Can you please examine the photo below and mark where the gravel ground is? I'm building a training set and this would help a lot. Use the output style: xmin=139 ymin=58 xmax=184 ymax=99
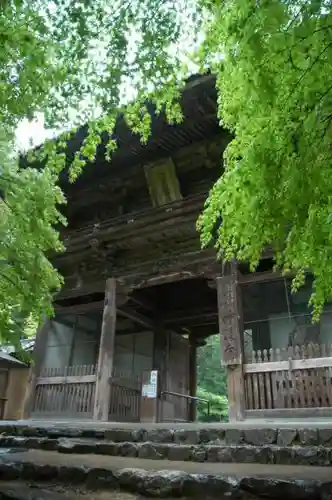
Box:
xmin=0 ymin=481 xmax=156 ymax=500
xmin=51 ymin=488 xmax=179 ymax=500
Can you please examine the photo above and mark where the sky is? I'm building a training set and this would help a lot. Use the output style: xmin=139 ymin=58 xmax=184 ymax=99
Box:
xmin=15 ymin=114 xmax=54 ymax=151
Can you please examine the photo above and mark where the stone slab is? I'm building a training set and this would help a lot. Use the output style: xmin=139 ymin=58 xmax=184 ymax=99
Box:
xmin=0 ymin=450 xmax=329 ymax=499
xmin=1 ymin=435 xmax=332 ymax=466
xmin=2 ymin=448 xmax=332 ymax=478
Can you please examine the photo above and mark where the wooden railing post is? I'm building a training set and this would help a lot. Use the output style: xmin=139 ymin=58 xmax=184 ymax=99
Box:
xmin=216 ymin=262 xmax=245 ymax=421
xmin=93 ymin=278 xmax=117 ymax=421
xmin=188 ymin=337 xmax=197 ymax=422
xmin=22 ymin=319 xmax=51 ymax=419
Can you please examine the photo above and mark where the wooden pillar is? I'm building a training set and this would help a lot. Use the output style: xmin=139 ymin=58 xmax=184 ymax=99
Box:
xmin=93 ymin=278 xmax=117 ymax=421
xmin=152 ymin=326 xmax=168 ymax=422
xmin=153 ymin=328 xmax=168 ymax=387
xmin=22 ymin=319 xmax=51 ymax=419
xmin=188 ymin=338 xmax=197 ymax=422
xmin=216 ymin=262 xmax=245 ymax=421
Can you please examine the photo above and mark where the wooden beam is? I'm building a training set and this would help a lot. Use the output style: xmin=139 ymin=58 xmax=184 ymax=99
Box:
xmin=58 ymin=248 xmax=221 ymax=299
xmin=122 ymin=251 xmax=223 ymax=290
xmin=55 ymin=300 xmax=104 ymax=315
xmin=52 ymin=315 xmax=131 ymax=334
xmin=163 ymin=307 xmax=218 ymax=324
xmin=60 ymin=193 xmax=205 ymax=255
xmin=238 ymin=270 xmax=286 ymax=285
xmin=130 ymin=293 xmax=156 ymax=312
xmin=37 ymin=374 xmax=96 ymax=385
xmin=244 ymin=356 xmax=332 ymax=373
xmin=118 ymin=308 xmax=153 ymax=330
xmin=93 ymin=278 xmax=117 ymax=421
xmin=245 ymin=407 xmax=332 ymax=419
xmin=137 ymin=271 xmax=199 ymax=288
xmin=23 ymin=320 xmax=51 ymax=419
xmin=57 ymin=280 xmax=105 ymax=300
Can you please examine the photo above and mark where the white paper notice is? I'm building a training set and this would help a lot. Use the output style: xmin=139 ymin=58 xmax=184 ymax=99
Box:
xmin=142 ymin=383 xmax=157 ymax=398
xmin=150 ymin=370 xmax=158 ymax=385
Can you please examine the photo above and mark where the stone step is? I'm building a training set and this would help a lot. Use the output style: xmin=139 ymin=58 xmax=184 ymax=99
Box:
xmin=1 ymin=435 xmax=332 ymax=466
xmin=0 ymin=449 xmax=331 ymax=499
xmin=1 ymin=423 xmax=331 ymax=447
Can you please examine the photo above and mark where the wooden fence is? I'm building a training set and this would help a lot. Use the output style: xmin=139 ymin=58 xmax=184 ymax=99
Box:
xmin=32 ymin=364 xmax=96 ymax=418
xmin=33 ymin=366 xmax=147 ymax=421
xmin=108 ymin=369 xmax=141 ymax=422
xmin=244 ymin=344 xmax=332 ymax=411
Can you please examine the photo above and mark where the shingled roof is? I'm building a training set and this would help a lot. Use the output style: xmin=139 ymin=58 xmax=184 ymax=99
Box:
xmin=23 ymin=73 xmax=220 ymax=189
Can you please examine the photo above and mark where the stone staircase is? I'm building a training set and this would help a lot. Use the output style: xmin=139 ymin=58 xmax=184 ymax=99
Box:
xmin=0 ymin=423 xmax=331 ymax=466
xmin=0 ymin=422 xmax=331 ymax=499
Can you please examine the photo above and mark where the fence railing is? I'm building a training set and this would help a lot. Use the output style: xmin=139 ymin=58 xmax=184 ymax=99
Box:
xmin=160 ymin=390 xmax=210 ymax=422
xmin=34 ymin=365 xmax=143 ymax=421
xmin=32 ymin=364 xmax=97 ymax=418
xmin=244 ymin=344 xmax=332 ymax=410
xmin=109 ymin=382 xmax=141 ymax=422
xmin=40 ymin=364 xmax=96 ymax=377
xmin=249 ymin=344 xmax=332 ymax=363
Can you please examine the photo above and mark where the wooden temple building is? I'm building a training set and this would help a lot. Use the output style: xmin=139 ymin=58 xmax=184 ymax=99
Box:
xmin=23 ymin=74 xmax=332 ymax=423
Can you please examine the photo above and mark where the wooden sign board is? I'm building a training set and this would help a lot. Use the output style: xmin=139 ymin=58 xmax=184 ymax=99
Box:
xmin=140 ymin=370 xmax=159 ymax=423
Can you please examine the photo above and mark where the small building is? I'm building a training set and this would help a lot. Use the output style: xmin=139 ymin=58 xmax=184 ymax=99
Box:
xmin=0 ymin=352 xmax=29 ymax=420
xmin=23 ymin=74 xmax=332 ymax=422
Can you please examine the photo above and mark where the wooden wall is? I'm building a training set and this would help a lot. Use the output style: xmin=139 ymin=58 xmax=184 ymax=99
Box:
xmin=4 ymin=367 xmax=29 ymax=420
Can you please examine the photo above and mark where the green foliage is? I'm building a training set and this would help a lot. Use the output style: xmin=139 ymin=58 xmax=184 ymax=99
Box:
xmin=0 ymin=131 xmax=64 ymax=344
xmin=197 ymin=0 xmax=332 ymax=320
xmin=196 ymin=387 xmax=228 ymax=422
xmin=196 ymin=335 xmax=228 ymax=421
xmin=3 ymin=0 xmax=332 ymax=342
xmin=0 ymin=0 xmax=198 ymax=343
xmin=197 ymin=335 xmax=227 ymax=395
